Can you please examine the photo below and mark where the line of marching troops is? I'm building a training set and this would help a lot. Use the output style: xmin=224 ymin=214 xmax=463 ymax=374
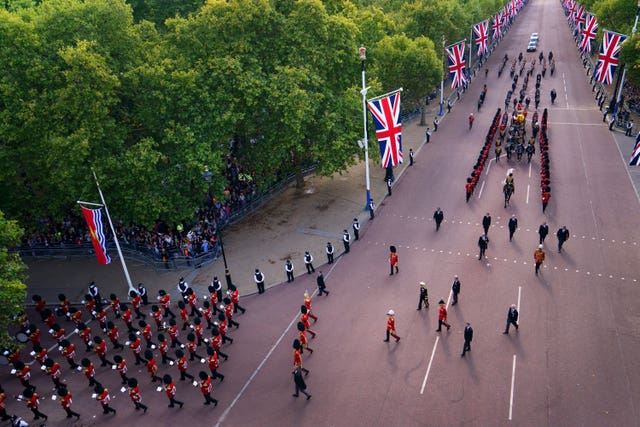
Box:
xmin=466 ymin=109 xmax=504 ymax=202
xmin=1 ymin=278 xmax=246 ymax=423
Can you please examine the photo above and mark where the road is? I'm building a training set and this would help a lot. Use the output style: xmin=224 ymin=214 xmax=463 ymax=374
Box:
xmin=3 ymin=0 xmax=640 ymax=426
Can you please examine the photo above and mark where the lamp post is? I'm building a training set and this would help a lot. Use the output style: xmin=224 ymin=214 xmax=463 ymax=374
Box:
xmin=202 ymin=166 xmax=233 ymax=288
xmin=359 ymin=46 xmax=372 ymax=211
xmin=614 ymin=0 xmax=640 ymax=112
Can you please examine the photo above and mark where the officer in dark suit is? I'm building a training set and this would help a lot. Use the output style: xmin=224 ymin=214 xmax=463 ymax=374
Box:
xmin=254 ymin=269 xmax=265 ymax=294
xmin=538 ymin=222 xmax=549 ymax=244
xmin=557 ymin=226 xmax=570 ymax=253
xmin=417 ymin=282 xmax=428 ymax=310
xmin=352 ymin=218 xmax=360 ymax=240
xmin=482 ymin=213 xmax=492 ymax=235
xmin=478 ymin=234 xmax=489 ymax=260
xmin=461 ymin=323 xmax=473 ymax=357
xmin=316 ymin=272 xmax=329 ymax=296
xmin=508 ymin=215 xmax=518 ymax=241
xmin=503 ymin=304 xmax=519 ymax=334
xmin=451 ymin=276 xmax=460 ymax=305
xmin=433 ymin=208 xmax=444 ymax=231
xmin=343 ymin=230 xmax=350 ymax=253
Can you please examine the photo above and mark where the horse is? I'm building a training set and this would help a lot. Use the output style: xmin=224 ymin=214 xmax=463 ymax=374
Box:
xmin=503 ymin=183 xmax=514 ymax=208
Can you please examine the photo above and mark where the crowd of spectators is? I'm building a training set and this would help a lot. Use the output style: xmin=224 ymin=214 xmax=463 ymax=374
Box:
xmin=20 ymin=155 xmax=259 ymax=264
xmin=623 ymin=82 xmax=640 ymax=115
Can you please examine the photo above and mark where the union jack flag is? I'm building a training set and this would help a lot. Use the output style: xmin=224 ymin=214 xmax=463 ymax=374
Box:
xmin=446 ymin=41 xmax=467 ymax=89
xmin=594 ymin=30 xmax=627 ymax=85
xmin=367 ymin=91 xmax=403 ymax=168
xmin=474 ymin=20 xmax=489 ymax=56
xmin=510 ymin=0 xmax=517 ymax=17
xmin=579 ymin=13 xmax=598 ymax=53
xmin=574 ymin=5 xmax=585 ymax=29
xmin=492 ymin=13 xmax=502 ymax=39
xmin=630 ymin=133 xmax=640 ymax=166
xmin=567 ymin=0 xmax=576 ymax=22
xmin=504 ymin=4 xmax=511 ymax=23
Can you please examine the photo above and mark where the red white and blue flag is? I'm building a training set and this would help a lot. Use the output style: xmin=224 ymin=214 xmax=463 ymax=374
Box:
xmin=630 ymin=133 xmax=640 ymax=166
xmin=492 ymin=13 xmax=503 ymax=39
xmin=579 ymin=13 xmax=598 ymax=53
xmin=446 ymin=41 xmax=467 ymax=89
xmin=567 ymin=0 xmax=576 ymax=22
xmin=594 ymin=30 xmax=627 ymax=85
xmin=574 ymin=5 xmax=585 ymax=29
xmin=81 ymin=206 xmax=111 ymax=265
xmin=367 ymin=91 xmax=403 ymax=168
xmin=510 ymin=0 xmax=517 ymax=17
xmin=474 ymin=20 xmax=490 ymax=56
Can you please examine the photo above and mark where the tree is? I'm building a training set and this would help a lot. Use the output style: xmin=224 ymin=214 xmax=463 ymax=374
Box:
xmin=620 ymin=34 xmax=640 ymax=87
xmin=0 ymin=210 xmax=27 ymax=351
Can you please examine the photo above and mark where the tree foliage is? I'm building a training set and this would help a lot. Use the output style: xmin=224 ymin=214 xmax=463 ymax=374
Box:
xmin=0 ymin=210 xmax=27 ymax=351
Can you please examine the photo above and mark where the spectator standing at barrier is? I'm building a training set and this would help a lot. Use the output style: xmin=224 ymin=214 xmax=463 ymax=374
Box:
xmin=304 ymin=251 xmax=315 ymax=274
xmin=386 ymin=178 xmax=392 ymax=196
xmin=369 ymin=201 xmax=375 ymax=220
xmin=353 ymin=218 xmax=360 ymax=240
xmin=626 ymin=120 xmax=634 ymax=136
xmin=326 ymin=243 xmax=334 ymax=264
xmin=409 ymin=148 xmax=414 ymax=165
xmin=343 ymin=229 xmax=351 ymax=253
xmin=434 ymin=117 xmax=439 ymax=131
xmin=254 ymin=269 xmax=265 ymax=294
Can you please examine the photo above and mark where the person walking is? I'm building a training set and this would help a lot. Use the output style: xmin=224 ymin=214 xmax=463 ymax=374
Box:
xmin=433 ymin=208 xmax=444 ymax=231
xmin=538 ymin=222 xmax=549 ymax=244
xmin=383 ymin=310 xmax=401 ymax=342
xmin=229 ymin=284 xmax=246 ymax=314
xmin=482 ymin=213 xmax=492 ymax=235
xmin=389 ymin=246 xmax=399 ymax=275
xmin=94 ymin=385 xmax=117 ymax=415
xmin=557 ymin=226 xmax=570 ymax=253
xmin=534 ymin=244 xmax=545 ymax=275
xmin=20 ymin=389 xmax=47 ymax=421
xmin=197 ymin=372 xmax=218 ymax=406
xmin=285 ymin=259 xmax=294 ymax=283
xmin=343 ymin=229 xmax=351 ymax=253
xmin=451 ymin=276 xmax=461 ymax=305
xmin=304 ymin=251 xmax=315 ymax=274
xmin=293 ymin=339 xmax=309 ymax=375
xmin=317 ymin=272 xmax=329 ymax=296
xmin=162 ymin=374 xmax=184 ymax=409
xmin=417 ymin=282 xmax=428 ymax=310
xmin=57 ymin=387 xmax=81 ymax=420
xmin=254 ymin=268 xmax=265 ymax=294
xmin=436 ymin=300 xmax=451 ymax=332
xmin=461 ymin=323 xmax=473 ymax=357
xmin=326 ymin=242 xmax=334 ymax=264
xmin=353 ymin=218 xmax=360 ymax=240
xmin=508 ymin=214 xmax=518 ymax=242
xmin=503 ymin=304 xmax=519 ymax=334
xmin=127 ymin=378 xmax=148 ymax=413
xmin=386 ymin=178 xmax=392 ymax=196
xmin=478 ymin=234 xmax=489 ymax=260
xmin=292 ymin=367 xmax=312 ymax=400
xmin=409 ymin=148 xmax=414 ymax=166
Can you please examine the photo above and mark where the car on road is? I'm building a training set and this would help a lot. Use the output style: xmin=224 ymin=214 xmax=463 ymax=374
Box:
xmin=530 ymin=33 xmax=539 ymax=42
xmin=527 ymin=41 xmax=537 ymax=52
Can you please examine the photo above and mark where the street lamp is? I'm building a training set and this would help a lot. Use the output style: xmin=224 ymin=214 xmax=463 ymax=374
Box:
xmin=359 ymin=46 xmax=372 ymax=211
xmin=202 ymin=166 xmax=233 ymax=289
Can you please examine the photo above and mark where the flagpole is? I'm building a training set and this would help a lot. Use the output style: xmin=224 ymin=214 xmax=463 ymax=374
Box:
xmin=615 ymin=3 xmax=639 ymax=109
xmin=91 ymin=168 xmax=136 ymax=294
xmin=468 ymin=27 xmax=473 ymax=75
xmin=359 ymin=46 xmax=372 ymax=211
xmin=367 ymin=88 xmax=404 ymax=103
xmin=440 ymin=35 xmax=445 ymax=116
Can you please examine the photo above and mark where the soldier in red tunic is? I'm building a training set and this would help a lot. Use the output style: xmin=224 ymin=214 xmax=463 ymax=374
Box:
xmin=138 ymin=320 xmax=157 ymax=349
xmin=222 ymin=298 xmax=240 ymax=328
xmin=81 ymin=358 xmax=101 ymax=388
xmin=158 ymin=289 xmax=177 ymax=319
xmin=57 ymin=293 xmax=70 ymax=318
xmin=113 ymin=355 xmax=129 ymax=385
xmin=300 ymin=306 xmax=316 ymax=338
xmin=31 ymin=344 xmax=48 ymax=367
xmin=129 ymin=290 xmax=146 ymax=320
xmin=209 ymin=327 xmax=229 ymax=360
xmin=202 ymin=300 xmax=215 ymax=329
xmin=297 ymin=322 xmax=314 ymax=355
xmin=120 ymin=303 xmax=138 ymax=333
xmin=228 ymin=284 xmax=246 ymax=314
xmin=31 ymin=294 xmax=47 ymax=321
xmin=43 ymin=358 xmax=63 ymax=389
xmin=93 ymin=336 xmax=114 ymax=367
xmin=50 ymin=323 xmax=66 ymax=345
xmin=0 ymin=385 xmax=12 ymax=422
xmin=206 ymin=346 xmax=225 ymax=382
xmin=94 ymin=385 xmax=117 ymax=415
xmin=292 ymin=339 xmax=309 ymax=375
xmin=127 ymin=333 xmax=145 ymax=365
xmin=77 ymin=322 xmax=93 ymax=352
xmin=162 ymin=374 xmax=184 ymax=409
xmin=12 ymin=361 xmax=35 ymax=391
xmin=57 ymin=387 xmax=80 ymax=419
xmin=303 ymin=291 xmax=318 ymax=322
xmin=174 ymin=349 xmax=195 ymax=381
xmin=383 ymin=309 xmax=401 ymax=342
xmin=177 ymin=301 xmax=191 ymax=331
xmin=127 ymin=378 xmax=148 ymax=412
xmin=389 ymin=246 xmax=399 ymax=275
xmin=217 ymin=313 xmax=233 ymax=344
xmin=60 ymin=339 xmax=80 ymax=369
xmin=143 ymin=350 xmax=162 ymax=383
xmin=157 ymin=333 xmax=175 ymax=364
xmin=109 ymin=293 xmax=121 ymax=318
xmin=198 ymin=371 xmax=218 ymax=406
xmin=106 ymin=321 xmax=125 ymax=350
xmin=186 ymin=288 xmax=201 ymax=318
xmin=19 ymin=388 xmax=48 ymax=421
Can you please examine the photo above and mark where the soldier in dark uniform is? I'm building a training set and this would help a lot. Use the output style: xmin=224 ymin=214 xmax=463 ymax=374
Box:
xmin=417 ymin=282 xmax=428 ymax=310
xmin=482 ymin=213 xmax=492 ymax=235
xmin=433 ymin=208 xmax=444 ymax=231
xmin=478 ymin=234 xmax=489 ymax=260
xmin=285 ymin=259 xmax=294 ymax=283
xmin=508 ymin=215 xmax=518 ymax=241
xmin=352 ymin=218 xmax=360 ymax=240
xmin=451 ymin=276 xmax=461 ymax=305
xmin=343 ymin=229 xmax=350 ymax=253
xmin=538 ymin=222 xmax=549 ymax=244
xmin=254 ymin=269 xmax=265 ymax=294
xmin=326 ymin=243 xmax=334 ymax=264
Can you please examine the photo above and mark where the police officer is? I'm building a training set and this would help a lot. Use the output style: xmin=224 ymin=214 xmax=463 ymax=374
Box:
xmin=386 ymin=178 xmax=392 ymax=196
xmin=88 ymin=282 xmax=103 ymax=311
xmin=211 ymin=276 xmax=223 ymax=303
xmin=137 ymin=283 xmax=148 ymax=305
xmin=352 ymin=218 xmax=360 ymax=240
xmin=409 ymin=148 xmax=414 ymax=166
xmin=343 ymin=229 xmax=350 ymax=253
xmin=304 ymin=251 xmax=315 ymax=274
xmin=177 ymin=278 xmax=189 ymax=302
xmin=369 ymin=201 xmax=375 ymax=220
xmin=325 ymin=242 xmax=334 ymax=264
xmin=285 ymin=259 xmax=294 ymax=283
xmin=508 ymin=215 xmax=518 ymax=242
xmin=254 ymin=269 xmax=265 ymax=294
xmin=433 ymin=208 xmax=444 ymax=231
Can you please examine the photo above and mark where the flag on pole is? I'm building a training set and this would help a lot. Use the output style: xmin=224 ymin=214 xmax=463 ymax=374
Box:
xmin=446 ymin=41 xmax=467 ymax=89
xmin=630 ymin=133 xmax=640 ymax=166
xmin=574 ymin=5 xmax=585 ymax=29
xmin=473 ymin=20 xmax=489 ymax=56
xmin=567 ymin=0 xmax=576 ymax=22
xmin=81 ymin=206 xmax=112 ymax=265
xmin=367 ymin=91 xmax=403 ymax=168
xmin=579 ymin=13 xmax=598 ymax=53
xmin=492 ymin=13 xmax=503 ymax=39
xmin=510 ymin=0 xmax=517 ymax=18
xmin=594 ymin=30 xmax=627 ymax=85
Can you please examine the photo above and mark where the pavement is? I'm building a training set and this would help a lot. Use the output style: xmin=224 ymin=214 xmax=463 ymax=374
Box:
xmin=8 ymin=0 xmax=640 ymax=425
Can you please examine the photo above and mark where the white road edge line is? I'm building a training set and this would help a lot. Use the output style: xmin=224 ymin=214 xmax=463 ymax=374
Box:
xmin=419 ymin=290 xmax=452 ymax=394
xmin=526 ymin=184 xmax=530 ymax=204
xmin=478 ymin=180 xmax=485 ymax=199
xmin=214 ymin=262 xmax=338 ymax=427
xmin=509 ymin=354 xmax=517 ymax=420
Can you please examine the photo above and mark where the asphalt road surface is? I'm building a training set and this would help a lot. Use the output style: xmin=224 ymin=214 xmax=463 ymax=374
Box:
xmin=3 ymin=0 xmax=640 ymax=426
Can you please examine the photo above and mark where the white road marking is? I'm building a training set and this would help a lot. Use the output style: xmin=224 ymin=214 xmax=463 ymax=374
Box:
xmin=419 ymin=290 xmax=452 ymax=395
xmin=526 ymin=185 xmax=530 ymax=204
xmin=528 ymin=162 xmax=532 ymax=178
xmin=509 ymin=354 xmax=517 ymax=420
xmin=478 ymin=180 xmax=485 ymax=198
